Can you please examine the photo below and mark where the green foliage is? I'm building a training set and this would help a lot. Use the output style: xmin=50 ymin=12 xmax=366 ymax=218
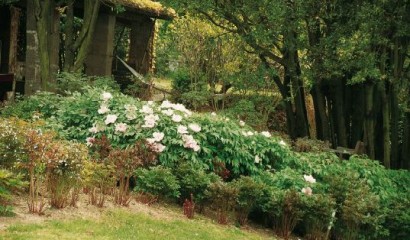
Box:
xmin=173 ymin=163 xmax=220 ymax=205
xmin=0 ymin=169 xmax=27 ymax=216
xmin=1 ymin=92 xmax=62 ymax=120
xmin=205 ymin=181 xmax=238 ymax=224
xmin=0 ymin=118 xmax=29 ymax=168
xmin=56 ymin=72 xmax=120 ymax=95
xmin=134 ymin=166 xmax=180 ymax=200
xmin=231 ymin=176 xmax=265 ymax=225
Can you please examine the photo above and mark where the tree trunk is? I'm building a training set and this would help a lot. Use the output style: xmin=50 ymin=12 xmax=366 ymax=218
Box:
xmin=364 ymin=83 xmax=376 ymax=159
xmin=63 ymin=0 xmax=100 ymax=72
xmin=33 ymin=0 xmax=52 ymax=90
xmin=63 ymin=1 xmax=74 ymax=71
xmin=311 ymin=83 xmax=330 ymax=141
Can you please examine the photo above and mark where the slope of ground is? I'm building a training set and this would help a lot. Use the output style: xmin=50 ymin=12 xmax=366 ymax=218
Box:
xmin=0 ymin=195 xmax=277 ymax=240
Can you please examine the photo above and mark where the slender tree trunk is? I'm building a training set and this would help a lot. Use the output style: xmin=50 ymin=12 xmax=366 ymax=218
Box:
xmin=334 ymin=79 xmax=348 ymax=147
xmin=63 ymin=1 xmax=74 ymax=71
xmin=63 ymin=0 xmax=100 ymax=72
xmin=311 ymin=83 xmax=330 ymax=141
xmin=364 ymin=83 xmax=376 ymax=159
xmin=378 ymin=80 xmax=391 ymax=168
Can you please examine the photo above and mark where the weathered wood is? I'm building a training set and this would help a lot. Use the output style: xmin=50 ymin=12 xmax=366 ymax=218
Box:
xmin=128 ymin=17 xmax=155 ymax=75
xmin=8 ymin=6 xmax=20 ymax=75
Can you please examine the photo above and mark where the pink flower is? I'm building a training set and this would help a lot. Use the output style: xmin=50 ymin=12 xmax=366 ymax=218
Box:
xmin=98 ymin=104 xmax=110 ymax=114
xmin=188 ymin=123 xmax=201 ymax=132
xmin=101 ymin=92 xmax=113 ymax=101
xmin=304 ymin=175 xmax=316 ymax=183
xmin=172 ymin=114 xmax=183 ymax=122
xmin=182 ymin=134 xmax=200 ymax=152
xmin=105 ymin=114 xmax=118 ymax=125
xmin=115 ymin=123 xmax=128 ymax=133
xmin=301 ymin=187 xmax=313 ymax=196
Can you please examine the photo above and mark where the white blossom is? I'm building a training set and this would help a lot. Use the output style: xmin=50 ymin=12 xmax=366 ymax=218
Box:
xmin=188 ymin=123 xmax=201 ymax=133
xmin=115 ymin=123 xmax=128 ymax=133
xmin=105 ymin=114 xmax=118 ymax=125
xmin=304 ymin=175 xmax=316 ymax=183
xmin=177 ymin=125 xmax=188 ymax=134
xmin=261 ymin=131 xmax=271 ymax=138
xmin=98 ymin=104 xmax=110 ymax=114
xmin=172 ymin=114 xmax=183 ymax=122
xmin=101 ymin=92 xmax=113 ymax=101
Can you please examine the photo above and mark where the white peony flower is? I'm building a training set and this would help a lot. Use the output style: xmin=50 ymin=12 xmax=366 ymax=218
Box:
xmin=188 ymin=123 xmax=201 ymax=133
xmin=101 ymin=92 xmax=113 ymax=101
xmin=247 ymin=131 xmax=254 ymax=136
xmin=160 ymin=100 xmax=173 ymax=109
xmin=301 ymin=187 xmax=313 ymax=196
xmin=304 ymin=175 xmax=316 ymax=183
xmin=211 ymin=112 xmax=217 ymax=116
xmin=153 ymin=132 xmax=165 ymax=142
xmin=105 ymin=114 xmax=118 ymax=125
xmin=161 ymin=109 xmax=174 ymax=116
xmin=177 ymin=125 xmax=188 ymax=134
xmin=146 ymin=138 xmax=156 ymax=144
xmin=140 ymin=105 xmax=154 ymax=114
xmin=115 ymin=123 xmax=128 ymax=133
xmin=172 ymin=114 xmax=183 ymax=122
xmin=98 ymin=104 xmax=110 ymax=114
xmin=261 ymin=131 xmax=271 ymax=137
xmin=279 ymin=140 xmax=287 ymax=146
xmin=89 ymin=126 xmax=99 ymax=134
xmin=239 ymin=120 xmax=245 ymax=127
xmin=255 ymin=155 xmax=261 ymax=164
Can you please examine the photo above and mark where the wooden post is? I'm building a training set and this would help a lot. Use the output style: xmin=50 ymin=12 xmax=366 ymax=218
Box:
xmin=128 ymin=17 xmax=155 ymax=75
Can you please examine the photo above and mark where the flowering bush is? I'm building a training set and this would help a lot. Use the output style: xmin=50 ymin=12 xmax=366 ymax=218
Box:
xmin=32 ymin=88 xmax=291 ymax=175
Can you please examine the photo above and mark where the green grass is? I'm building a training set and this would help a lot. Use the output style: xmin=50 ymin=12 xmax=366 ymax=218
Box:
xmin=0 ymin=209 xmax=275 ymax=240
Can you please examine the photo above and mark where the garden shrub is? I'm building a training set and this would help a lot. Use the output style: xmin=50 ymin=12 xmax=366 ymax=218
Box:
xmin=173 ymin=163 xmax=220 ymax=208
xmin=1 ymin=92 xmax=62 ymax=120
xmin=134 ymin=166 xmax=180 ymax=201
xmin=82 ymin=160 xmax=116 ymax=207
xmin=0 ymin=118 xmax=29 ymax=169
xmin=205 ymin=181 xmax=238 ymax=224
xmin=45 ymin=140 xmax=88 ymax=209
xmin=231 ymin=176 xmax=265 ymax=226
xmin=20 ymin=88 xmax=290 ymax=175
xmin=56 ymin=72 xmax=120 ymax=95
xmin=0 ymin=169 xmax=26 ymax=216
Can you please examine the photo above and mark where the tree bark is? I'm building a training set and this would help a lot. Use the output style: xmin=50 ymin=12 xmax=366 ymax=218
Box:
xmin=364 ymin=83 xmax=376 ymax=159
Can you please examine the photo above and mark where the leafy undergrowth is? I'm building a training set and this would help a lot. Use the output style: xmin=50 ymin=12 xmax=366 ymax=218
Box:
xmin=0 ymin=196 xmax=276 ymax=240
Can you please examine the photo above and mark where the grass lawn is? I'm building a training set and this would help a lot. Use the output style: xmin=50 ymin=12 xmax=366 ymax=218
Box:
xmin=0 ymin=208 xmax=276 ymax=240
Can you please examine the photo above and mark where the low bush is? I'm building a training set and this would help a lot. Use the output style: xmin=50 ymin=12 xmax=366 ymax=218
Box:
xmin=205 ymin=181 xmax=238 ymax=224
xmin=134 ymin=166 xmax=180 ymax=201
xmin=0 ymin=169 xmax=26 ymax=216
xmin=173 ymin=163 xmax=220 ymax=208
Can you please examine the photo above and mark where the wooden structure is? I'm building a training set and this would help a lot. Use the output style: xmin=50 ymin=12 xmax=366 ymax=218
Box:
xmin=0 ymin=0 xmax=175 ymax=96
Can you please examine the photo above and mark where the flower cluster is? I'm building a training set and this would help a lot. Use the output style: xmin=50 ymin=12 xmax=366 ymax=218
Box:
xmin=301 ymin=174 xmax=316 ymax=196
xmin=146 ymin=132 xmax=166 ymax=153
